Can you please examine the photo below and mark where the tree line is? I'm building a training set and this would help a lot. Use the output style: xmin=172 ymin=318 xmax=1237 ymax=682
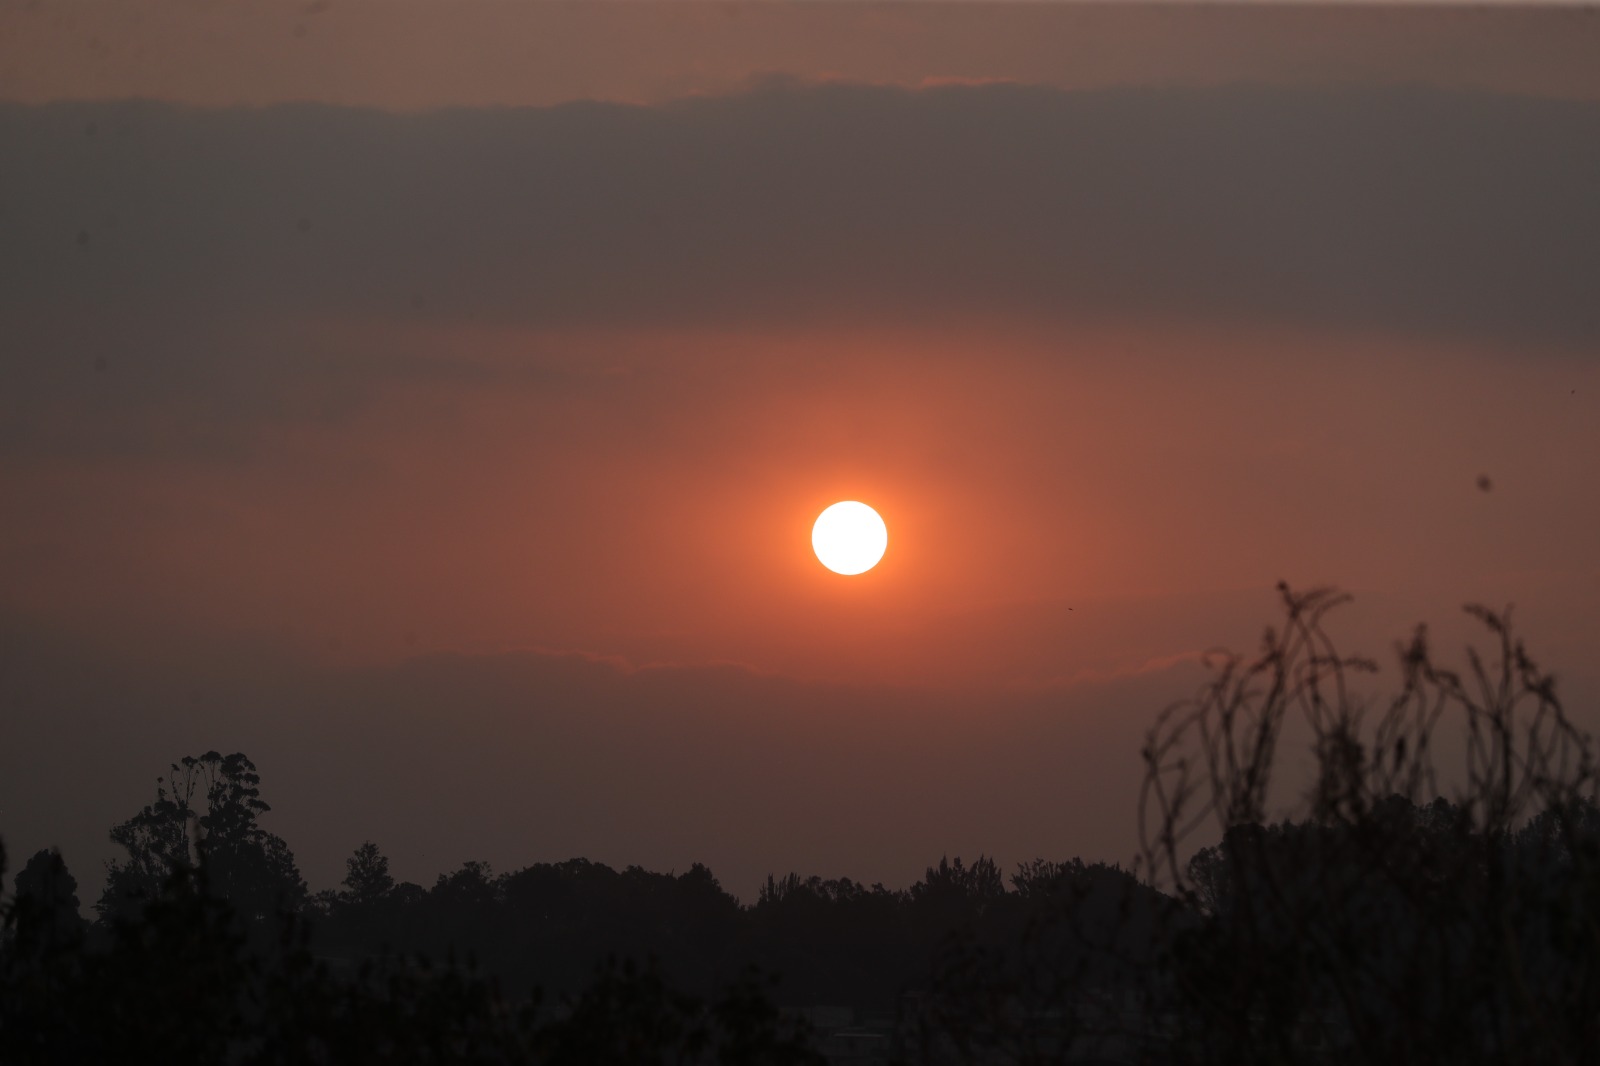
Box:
xmin=6 ymin=744 xmax=1162 ymax=1007
xmin=6 ymin=586 xmax=1600 ymax=1063
xmin=1 ymin=746 xmax=1160 ymax=1062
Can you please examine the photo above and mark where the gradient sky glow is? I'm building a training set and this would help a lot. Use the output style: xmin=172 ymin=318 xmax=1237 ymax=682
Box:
xmin=2 ymin=1 xmax=1597 ymax=902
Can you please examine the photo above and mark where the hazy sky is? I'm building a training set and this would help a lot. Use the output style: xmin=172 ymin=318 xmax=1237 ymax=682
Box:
xmin=9 ymin=2 xmax=1600 ymax=108
xmin=2 ymin=2 xmax=1598 ymax=902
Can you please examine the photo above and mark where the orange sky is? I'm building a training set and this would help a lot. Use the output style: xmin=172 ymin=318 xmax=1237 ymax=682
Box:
xmin=7 ymin=319 xmax=1596 ymax=687
xmin=2 ymin=2 xmax=1598 ymax=899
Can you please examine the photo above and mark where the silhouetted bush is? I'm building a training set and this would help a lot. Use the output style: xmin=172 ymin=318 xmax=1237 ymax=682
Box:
xmin=1135 ymin=585 xmax=1600 ymax=1064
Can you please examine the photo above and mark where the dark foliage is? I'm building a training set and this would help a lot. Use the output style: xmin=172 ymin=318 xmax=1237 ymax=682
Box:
xmin=0 ymin=855 xmax=823 ymax=1066
xmin=1133 ymin=586 xmax=1600 ymax=1065
xmin=886 ymin=588 xmax=1600 ymax=1064
xmin=98 ymin=751 xmax=306 ymax=925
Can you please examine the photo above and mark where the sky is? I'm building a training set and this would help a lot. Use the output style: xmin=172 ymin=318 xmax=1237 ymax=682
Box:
xmin=2 ymin=1 xmax=1598 ymax=904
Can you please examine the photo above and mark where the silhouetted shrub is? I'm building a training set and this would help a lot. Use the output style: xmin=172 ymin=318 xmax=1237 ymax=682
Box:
xmin=1137 ymin=585 xmax=1600 ymax=1064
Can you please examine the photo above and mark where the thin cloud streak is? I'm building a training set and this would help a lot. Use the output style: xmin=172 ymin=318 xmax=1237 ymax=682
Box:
xmin=7 ymin=2 xmax=1600 ymax=109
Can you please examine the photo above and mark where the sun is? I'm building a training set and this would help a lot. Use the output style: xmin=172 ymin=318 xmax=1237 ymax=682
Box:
xmin=812 ymin=501 xmax=888 ymax=575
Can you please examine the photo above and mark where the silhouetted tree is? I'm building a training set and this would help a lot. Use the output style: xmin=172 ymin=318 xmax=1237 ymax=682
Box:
xmin=98 ymin=752 xmax=306 ymax=924
xmin=749 ymin=872 xmax=911 ymax=1007
xmin=8 ymin=849 xmax=85 ymax=956
xmin=0 ymin=831 xmax=821 ymax=1066
xmin=909 ymin=858 xmax=1174 ymax=1065
xmin=342 ymin=840 xmax=395 ymax=906
xmin=534 ymin=957 xmax=822 ymax=1066
xmin=910 ymin=856 xmax=1004 ymax=928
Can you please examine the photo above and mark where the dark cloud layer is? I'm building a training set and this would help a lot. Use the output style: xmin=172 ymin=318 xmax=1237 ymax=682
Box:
xmin=4 ymin=83 xmax=1598 ymax=350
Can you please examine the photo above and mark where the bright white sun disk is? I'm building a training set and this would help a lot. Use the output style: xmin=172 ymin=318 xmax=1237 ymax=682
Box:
xmin=812 ymin=501 xmax=888 ymax=575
